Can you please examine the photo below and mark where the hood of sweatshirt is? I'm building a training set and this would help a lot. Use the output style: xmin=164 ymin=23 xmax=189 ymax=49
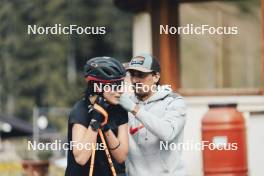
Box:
xmin=131 ymin=85 xmax=173 ymax=104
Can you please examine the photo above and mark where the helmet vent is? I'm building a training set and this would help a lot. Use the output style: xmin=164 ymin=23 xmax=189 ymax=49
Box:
xmin=102 ymin=68 xmax=114 ymax=76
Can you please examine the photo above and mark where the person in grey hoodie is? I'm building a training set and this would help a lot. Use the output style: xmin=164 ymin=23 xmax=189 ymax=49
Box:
xmin=118 ymin=54 xmax=187 ymax=176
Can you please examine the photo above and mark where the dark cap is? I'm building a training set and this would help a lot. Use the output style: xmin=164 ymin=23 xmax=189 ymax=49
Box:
xmin=127 ymin=54 xmax=160 ymax=73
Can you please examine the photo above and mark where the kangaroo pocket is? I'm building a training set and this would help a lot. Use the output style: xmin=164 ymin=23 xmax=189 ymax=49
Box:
xmin=159 ymin=151 xmax=170 ymax=172
xmin=127 ymin=153 xmax=169 ymax=176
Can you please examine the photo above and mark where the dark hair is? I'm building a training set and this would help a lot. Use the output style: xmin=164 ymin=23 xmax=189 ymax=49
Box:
xmin=83 ymin=79 xmax=123 ymax=100
xmin=82 ymin=81 xmax=104 ymax=100
xmin=152 ymin=71 xmax=160 ymax=85
xmin=151 ymin=56 xmax=160 ymax=85
xmin=151 ymin=56 xmax=160 ymax=73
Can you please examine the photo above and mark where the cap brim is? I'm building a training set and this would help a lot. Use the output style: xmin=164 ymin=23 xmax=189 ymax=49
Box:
xmin=126 ymin=66 xmax=153 ymax=73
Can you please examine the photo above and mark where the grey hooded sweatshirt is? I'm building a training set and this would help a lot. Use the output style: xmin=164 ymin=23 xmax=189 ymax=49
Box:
xmin=126 ymin=88 xmax=186 ymax=176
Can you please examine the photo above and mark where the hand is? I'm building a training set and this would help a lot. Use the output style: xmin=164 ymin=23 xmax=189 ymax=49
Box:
xmin=88 ymin=105 xmax=113 ymax=132
xmin=118 ymin=93 xmax=136 ymax=112
xmin=94 ymin=96 xmax=111 ymax=132
xmin=95 ymin=96 xmax=109 ymax=109
xmin=88 ymin=105 xmax=104 ymax=123
xmin=103 ymin=91 xmax=121 ymax=105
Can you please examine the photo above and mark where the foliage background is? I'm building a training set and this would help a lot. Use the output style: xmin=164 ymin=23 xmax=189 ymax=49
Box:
xmin=0 ymin=0 xmax=132 ymax=121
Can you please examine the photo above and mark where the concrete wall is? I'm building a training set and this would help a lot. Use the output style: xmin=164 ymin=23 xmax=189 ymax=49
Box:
xmin=132 ymin=12 xmax=152 ymax=56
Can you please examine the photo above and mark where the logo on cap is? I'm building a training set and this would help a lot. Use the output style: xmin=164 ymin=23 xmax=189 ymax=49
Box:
xmin=131 ymin=56 xmax=145 ymax=65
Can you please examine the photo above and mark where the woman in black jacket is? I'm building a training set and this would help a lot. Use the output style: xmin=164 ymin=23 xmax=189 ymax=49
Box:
xmin=65 ymin=57 xmax=128 ymax=176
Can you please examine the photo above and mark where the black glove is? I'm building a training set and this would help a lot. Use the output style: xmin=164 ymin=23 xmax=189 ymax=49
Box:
xmin=95 ymin=96 xmax=109 ymax=109
xmin=88 ymin=105 xmax=104 ymax=131
xmin=88 ymin=96 xmax=111 ymax=132
xmin=95 ymin=96 xmax=112 ymax=132
xmin=89 ymin=106 xmax=104 ymax=121
xmin=95 ymin=96 xmax=128 ymax=131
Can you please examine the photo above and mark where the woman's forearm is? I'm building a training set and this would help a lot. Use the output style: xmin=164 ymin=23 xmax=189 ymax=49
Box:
xmin=73 ymin=126 xmax=98 ymax=165
xmin=104 ymin=125 xmax=128 ymax=163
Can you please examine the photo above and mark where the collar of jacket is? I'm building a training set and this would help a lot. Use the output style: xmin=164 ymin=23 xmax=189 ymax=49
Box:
xmin=131 ymin=88 xmax=173 ymax=105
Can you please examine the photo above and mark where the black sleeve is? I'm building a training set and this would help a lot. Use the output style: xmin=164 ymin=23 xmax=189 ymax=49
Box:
xmin=69 ymin=100 xmax=91 ymax=128
xmin=108 ymin=105 xmax=128 ymax=126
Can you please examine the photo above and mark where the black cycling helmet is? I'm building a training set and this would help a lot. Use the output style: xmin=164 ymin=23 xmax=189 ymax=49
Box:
xmin=84 ymin=56 xmax=126 ymax=83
